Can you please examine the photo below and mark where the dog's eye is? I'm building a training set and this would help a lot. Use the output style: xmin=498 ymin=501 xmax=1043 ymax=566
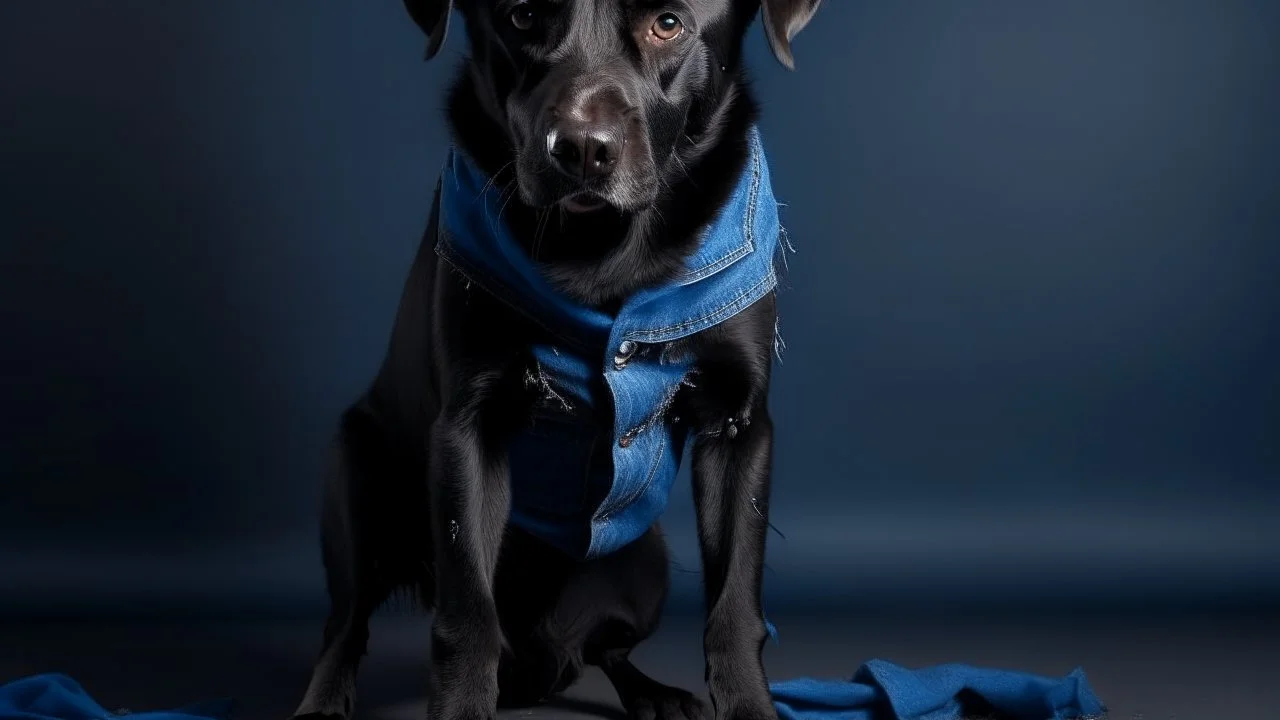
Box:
xmin=510 ymin=3 xmax=536 ymax=31
xmin=651 ymin=12 xmax=683 ymax=41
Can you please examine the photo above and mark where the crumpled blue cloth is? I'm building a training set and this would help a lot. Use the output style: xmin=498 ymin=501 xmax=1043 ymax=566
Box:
xmin=759 ymin=619 xmax=1104 ymax=720
xmin=770 ymin=660 xmax=1105 ymax=720
xmin=0 ymin=674 xmax=233 ymax=720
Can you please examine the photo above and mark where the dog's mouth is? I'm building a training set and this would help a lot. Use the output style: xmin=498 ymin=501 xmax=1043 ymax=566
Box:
xmin=558 ymin=192 xmax=609 ymax=214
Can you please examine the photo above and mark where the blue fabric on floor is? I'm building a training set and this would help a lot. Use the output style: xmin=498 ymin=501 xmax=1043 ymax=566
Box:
xmin=760 ymin=618 xmax=1105 ymax=720
xmin=0 ymin=674 xmax=233 ymax=720
xmin=769 ymin=660 xmax=1105 ymax=720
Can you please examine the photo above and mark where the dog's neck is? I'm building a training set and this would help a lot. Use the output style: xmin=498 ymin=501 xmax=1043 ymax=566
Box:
xmin=444 ymin=68 xmax=759 ymax=309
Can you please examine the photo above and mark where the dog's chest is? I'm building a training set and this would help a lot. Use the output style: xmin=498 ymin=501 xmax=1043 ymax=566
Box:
xmin=506 ymin=337 xmax=695 ymax=559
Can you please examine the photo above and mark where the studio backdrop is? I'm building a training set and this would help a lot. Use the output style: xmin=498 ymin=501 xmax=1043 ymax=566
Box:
xmin=2 ymin=0 xmax=1276 ymax=614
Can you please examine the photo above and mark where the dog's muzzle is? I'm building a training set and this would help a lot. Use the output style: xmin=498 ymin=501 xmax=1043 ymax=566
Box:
xmin=540 ymin=82 xmax=634 ymax=208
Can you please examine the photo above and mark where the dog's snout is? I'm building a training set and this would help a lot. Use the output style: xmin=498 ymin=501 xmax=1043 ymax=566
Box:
xmin=547 ymin=126 xmax=621 ymax=182
xmin=543 ymin=83 xmax=633 ymax=184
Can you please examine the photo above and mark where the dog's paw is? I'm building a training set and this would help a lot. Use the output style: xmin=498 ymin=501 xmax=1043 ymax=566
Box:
xmin=709 ymin=693 xmax=778 ymax=720
xmin=720 ymin=707 xmax=778 ymax=720
xmin=626 ymin=685 xmax=708 ymax=720
xmin=426 ymin=701 xmax=498 ymax=720
xmin=426 ymin=710 xmax=495 ymax=720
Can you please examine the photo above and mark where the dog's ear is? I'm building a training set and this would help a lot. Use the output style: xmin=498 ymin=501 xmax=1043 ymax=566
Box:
xmin=404 ymin=0 xmax=455 ymax=61
xmin=759 ymin=0 xmax=823 ymax=70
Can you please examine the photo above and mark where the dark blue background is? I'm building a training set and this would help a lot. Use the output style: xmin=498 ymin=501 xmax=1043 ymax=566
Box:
xmin=2 ymin=0 xmax=1277 ymax=615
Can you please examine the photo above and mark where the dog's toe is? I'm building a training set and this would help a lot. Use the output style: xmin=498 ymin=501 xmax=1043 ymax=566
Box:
xmin=627 ymin=686 xmax=708 ymax=720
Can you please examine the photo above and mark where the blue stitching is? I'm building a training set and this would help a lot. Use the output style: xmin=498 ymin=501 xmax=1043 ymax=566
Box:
xmin=596 ymin=427 xmax=667 ymax=520
xmin=743 ymin=132 xmax=762 ymax=250
xmin=674 ymin=239 xmax=753 ymax=286
xmin=673 ymin=133 xmax=763 ymax=286
xmin=623 ymin=268 xmax=778 ymax=343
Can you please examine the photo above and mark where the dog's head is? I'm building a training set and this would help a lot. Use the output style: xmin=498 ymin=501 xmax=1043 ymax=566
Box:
xmin=404 ymin=1 xmax=821 ymax=215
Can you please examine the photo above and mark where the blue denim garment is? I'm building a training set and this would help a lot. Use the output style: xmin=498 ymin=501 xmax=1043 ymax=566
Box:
xmin=769 ymin=658 xmax=1106 ymax=720
xmin=0 ymin=673 xmax=235 ymax=720
xmin=434 ymin=128 xmax=781 ymax=559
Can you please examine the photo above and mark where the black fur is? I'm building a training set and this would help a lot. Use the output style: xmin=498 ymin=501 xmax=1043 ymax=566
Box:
xmin=289 ymin=2 xmax=822 ymax=720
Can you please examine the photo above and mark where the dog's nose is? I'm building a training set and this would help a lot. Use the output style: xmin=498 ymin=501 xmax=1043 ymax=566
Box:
xmin=547 ymin=126 xmax=621 ymax=182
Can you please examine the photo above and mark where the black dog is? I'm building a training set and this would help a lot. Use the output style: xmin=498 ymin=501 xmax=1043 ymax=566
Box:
xmin=290 ymin=2 xmax=821 ymax=719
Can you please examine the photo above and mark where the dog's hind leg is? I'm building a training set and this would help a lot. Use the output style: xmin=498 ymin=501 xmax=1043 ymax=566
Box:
xmin=290 ymin=407 xmax=403 ymax=720
xmin=560 ymin=527 xmax=709 ymax=720
xmin=490 ymin=529 xmax=582 ymax=709
xmin=598 ymin=655 xmax=708 ymax=720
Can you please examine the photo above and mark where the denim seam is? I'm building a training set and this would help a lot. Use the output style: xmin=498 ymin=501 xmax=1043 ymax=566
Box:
xmin=672 ymin=134 xmax=763 ymax=286
xmin=597 ymin=427 xmax=667 ymax=521
xmin=622 ymin=268 xmax=778 ymax=343
xmin=673 ymin=240 xmax=753 ymax=286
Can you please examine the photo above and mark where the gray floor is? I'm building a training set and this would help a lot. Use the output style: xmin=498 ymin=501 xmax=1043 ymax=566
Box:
xmin=2 ymin=609 xmax=1275 ymax=720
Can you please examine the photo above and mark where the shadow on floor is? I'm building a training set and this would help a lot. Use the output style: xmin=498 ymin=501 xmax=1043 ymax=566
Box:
xmin=1 ymin=606 xmax=1276 ymax=720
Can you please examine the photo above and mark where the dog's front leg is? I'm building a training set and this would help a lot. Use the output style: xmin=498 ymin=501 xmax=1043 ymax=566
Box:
xmin=692 ymin=407 xmax=776 ymax=720
xmin=427 ymin=374 xmax=511 ymax=720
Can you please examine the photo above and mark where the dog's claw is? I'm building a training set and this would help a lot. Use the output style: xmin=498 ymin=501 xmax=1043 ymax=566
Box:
xmin=425 ymin=702 xmax=496 ymax=720
xmin=626 ymin=686 xmax=708 ymax=720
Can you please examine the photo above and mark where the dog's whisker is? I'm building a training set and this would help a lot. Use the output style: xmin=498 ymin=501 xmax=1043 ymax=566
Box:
xmin=496 ymin=183 xmax=519 ymax=222
xmin=532 ymin=206 xmax=554 ymax=261
xmin=671 ymin=153 xmax=694 ymax=184
xmin=479 ymin=160 xmax=515 ymax=196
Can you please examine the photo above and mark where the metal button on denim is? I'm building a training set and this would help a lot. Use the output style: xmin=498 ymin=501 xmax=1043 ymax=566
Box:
xmin=613 ymin=340 xmax=638 ymax=369
xmin=618 ymin=430 xmax=637 ymax=448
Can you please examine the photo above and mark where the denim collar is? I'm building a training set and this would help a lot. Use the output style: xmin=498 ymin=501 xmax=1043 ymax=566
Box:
xmin=434 ymin=127 xmax=782 ymax=355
